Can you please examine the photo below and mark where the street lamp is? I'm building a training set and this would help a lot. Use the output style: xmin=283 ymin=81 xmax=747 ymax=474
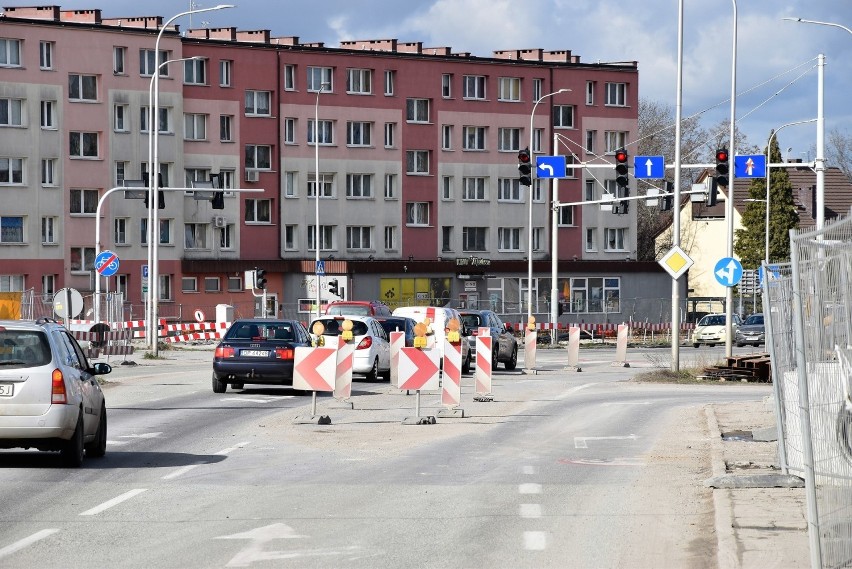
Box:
xmin=724 ymin=0 xmax=738 ymax=357
xmin=147 ymin=4 xmax=234 ymax=354
xmin=527 ymin=88 xmax=569 ymax=323
xmin=314 ymin=82 xmax=330 ymax=321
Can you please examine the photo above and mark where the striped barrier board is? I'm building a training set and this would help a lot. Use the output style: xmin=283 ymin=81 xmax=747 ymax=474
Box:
xmin=293 ymin=346 xmax=336 ymax=392
xmin=524 ymin=328 xmax=537 ymax=371
xmin=613 ymin=323 xmax=629 ymax=366
xmin=334 ymin=338 xmax=354 ymax=400
xmin=389 ymin=331 xmax=404 ymax=388
xmin=398 ymin=347 xmax=440 ymax=391
xmin=475 ymin=334 xmax=492 ymax=395
xmin=441 ymin=340 xmax=461 ymax=408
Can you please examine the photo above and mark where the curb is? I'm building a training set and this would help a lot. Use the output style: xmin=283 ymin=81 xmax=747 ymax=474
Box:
xmin=706 ymin=404 xmax=739 ymax=569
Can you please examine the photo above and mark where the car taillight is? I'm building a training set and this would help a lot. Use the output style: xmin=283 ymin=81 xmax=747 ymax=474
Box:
xmin=215 ymin=346 xmax=235 ymax=358
xmin=356 ymin=336 xmax=372 ymax=350
xmin=275 ymin=347 xmax=295 ymax=360
xmin=471 ymin=329 xmax=479 ymax=336
xmin=51 ymin=369 xmax=67 ymax=404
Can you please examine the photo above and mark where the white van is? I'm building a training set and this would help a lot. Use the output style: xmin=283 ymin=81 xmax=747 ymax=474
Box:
xmin=391 ymin=306 xmax=471 ymax=373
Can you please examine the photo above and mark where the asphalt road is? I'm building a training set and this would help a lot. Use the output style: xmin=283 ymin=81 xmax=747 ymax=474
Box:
xmin=0 ymin=345 xmax=770 ymax=568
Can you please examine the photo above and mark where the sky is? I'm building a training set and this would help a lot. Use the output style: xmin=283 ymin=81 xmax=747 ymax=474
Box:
xmin=12 ymin=0 xmax=852 ymax=163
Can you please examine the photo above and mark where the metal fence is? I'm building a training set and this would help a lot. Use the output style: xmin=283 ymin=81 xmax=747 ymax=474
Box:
xmin=767 ymin=215 xmax=852 ymax=568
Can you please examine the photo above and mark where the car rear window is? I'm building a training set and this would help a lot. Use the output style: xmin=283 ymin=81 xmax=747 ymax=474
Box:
xmin=314 ymin=319 xmax=369 ymax=336
xmin=379 ymin=319 xmax=409 ymax=334
xmin=0 ymin=330 xmax=51 ymax=366
xmin=226 ymin=323 xmax=295 ymax=340
xmin=460 ymin=314 xmax=481 ymax=329
xmin=326 ymin=305 xmax=370 ymax=316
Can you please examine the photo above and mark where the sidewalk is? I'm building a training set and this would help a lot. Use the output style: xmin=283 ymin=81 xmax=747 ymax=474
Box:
xmin=705 ymin=397 xmax=810 ymax=569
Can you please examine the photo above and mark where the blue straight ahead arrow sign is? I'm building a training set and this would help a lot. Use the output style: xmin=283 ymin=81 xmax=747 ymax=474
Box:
xmin=633 ymin=156 xmax=665 ymax=179
xmin=734 ymin=154 xmax=766 ymax=178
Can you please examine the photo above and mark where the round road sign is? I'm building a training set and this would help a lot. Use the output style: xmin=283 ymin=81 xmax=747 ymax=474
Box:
xmin=194 ymin=309 xmax=205 ymax=322
xmin=53 ymin=288 xmax=84 ymax=319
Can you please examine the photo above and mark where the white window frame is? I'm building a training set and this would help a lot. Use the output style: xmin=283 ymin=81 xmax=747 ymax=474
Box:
xmin=0 ymin=38 xmax=22 ymax=67
xmin=220 ymin=115 xmax=233 ymax=142
xmin=184 ymin=113 xmax=207 ymax=141
xmin=69 ymin=132 xmax=98 ymax=159
xmin=441 ymin=125 xmax=453 ymax=150
xmin=497 ymin=227 xmax=521 ymax=251
xmin=498 ymin=77 xmax=521 ymax=102
xmin=284 ymin=171 xmax=298 ymax=197
xmin=307 ymin=119 xmax=334 ymax=145
xmin=441 ymin=176 xmax=453 ymax=200
xmin=346 ymin=226 xmax=372 ymax=250
xmin=307 ymin=225 xmax=334 ymax=251
xmin=586 ymin=81 xmax=595 ymax=105
xmin=604 ymin=227 xmax=626 ymax=251
xmin=0 ymin=216 xmax=24 ymax=244
xmin=113 ymin=103 xmax=129 ymax=132
xmin=184 ymin=223 xmax=209 ymax=250
xmin=585 ymin=228 xmax=597 ymax=252
xmin=39 ymin=41 xmax=54 ymax=70
xmin=245 ymin=90 xmax=271 ymax=116
xmin=0 ymin=157 xmax=23 ymax=185
xmin=70 ymin=188 xmax=98 ymax=215
xmin=585 ymin=130 xmax=596 ymax=154
xmin=1 ymin=98 xmax=24 ymax=127
xmin=441 ymin=226 xmax=453 ymax=252
xmin=283 ymin=64 xmax=295 ymax=91
xmin=605 ymin=82 xmax=627 ymax=107
xmin=307 ymin=66 xmax=333 ymax=92
xmin=442 ymin=74 xmax=452 ymax=98
xmin=498 ymin=178 xmax=522 ymax=202
xmin=406 ymin=202 xmax=430 ymax=226
xmin=559 ymin=205 xmax=575 ymax=226
xmin=553 ymin=105 xmax=574 ymax=129
xmin=532 ymin=227 xmax=543 ymax=252
xmin=69 ymin=73 xmax=98 ymax=102
xmin=284 ymin=225 xmax=298 ymax=250
xmin=532 ymin=79 xmax=543 ymax=102
xmin=219 ymin=59 xmax=232 ymax=87
xmin=384 ymin=122 xmax=395 ymax=148
xmin=532 ymin=128 xmax=543 ymax=154
xmin=406 ymin=98 xmax=430 ymax=123
xmin=384 ymin=69 xmax=395 ymax=96
xmin=462 ymin=227 xmax=487 ymax=252
xmin=383 ymin=174 xmax=396 ymax=199
xmin=245 ymin=198 xmax=272 ymax=224
xmin=406 ymin=150 xmax=429 ymax=175
xmin=245 ymin=144 xmax=272 ymax=170
xmin=346 ymin=68 xmax=372 ymax=95
xmin=605 ymin=131 xmax=629 ymax=153
xmin=498 ymin=127 xmax=521 ymax=152
xmin=114 ymin=217 xmax=129 ymax=245
xmin=384 ymin=226 xmax=396 ymax=250
xmin=462 ymin=177 xmax=486 ymax=201
xmin=41 ymin=217 xmax=57 ymax=244
xmin=346 ymin=121 xmax=372 ymax=146
xmin=70 ymin=246 xmax=95 ymax=274
xmin=345 ymin=173 xmax=373 ymax=198
xmin=42 ymin=100 xmax=60 ymax=129
xmin=462 ymin=126 xmax=486 ymax=151
xmin=113 ymin=46 xmax=126 ymax=75
xmin=140 ymin=49 xmax=168 ymax=76
xmin=184 ymin=58 xmax=207 ymax=85
xmin=463 ymin=75 xmax=486 ymax=100
xmin=41 ymin=159 xmax=57 ymax=187
xmin=307 ymin=173 xmax=334 ymax=198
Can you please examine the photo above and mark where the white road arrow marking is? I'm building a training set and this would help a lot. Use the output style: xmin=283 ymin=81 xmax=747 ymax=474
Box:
xmin=644 ymin=158 xmax=654 ymax=177
xmin=217 ymin=523 xmax=362 ymax=567
xmin=574 ymin=434 xmax=638 ymax=449
xmin=715 ymin=259 xmax=738 ymax=285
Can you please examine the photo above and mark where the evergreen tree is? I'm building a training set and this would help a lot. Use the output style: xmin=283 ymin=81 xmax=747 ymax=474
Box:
xmin=734 ymin=134 xmax=799 ymax=267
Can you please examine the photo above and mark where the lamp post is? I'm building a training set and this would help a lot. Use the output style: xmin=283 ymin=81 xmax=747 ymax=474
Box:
xmin=527 ymin=88 xmax=569 ymax=323
xmin=724 ymin=0 xmax=738 ymax=358
xmin=147 ymin=4 xmax=233 ymax=354
xmin=314 ymin=82 xmax=330 ymax=321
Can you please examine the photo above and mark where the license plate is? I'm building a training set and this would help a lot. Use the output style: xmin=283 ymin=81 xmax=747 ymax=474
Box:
xmin=0 ymin=383 xmax=13 ymax=397
xmin=242 ymin=350 xmax=269 ymax=357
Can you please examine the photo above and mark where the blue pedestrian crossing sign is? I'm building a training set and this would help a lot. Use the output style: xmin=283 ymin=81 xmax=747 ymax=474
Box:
xmin=734 ymin=154 xmax=766 ymax=178
xmin=535 ymin=156 xmax=566 ymax=179
xmin=714 ymin=257 xmax=743 ymax=287
xmin=315 ymin=260 xmax=325 ymax=275
xmin=633 ymin=156 xmax=665 ymax=179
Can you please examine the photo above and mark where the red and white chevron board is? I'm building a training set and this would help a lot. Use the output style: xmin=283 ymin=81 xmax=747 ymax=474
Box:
xmin=335 ymin=340 xmax=354 ymax=400
xmin=614 ymin=323 xmax=629 ymax=363
xmin=293 ymin=346 xmax=336 ymax=392
xmin=441 ymin=340 xmax=461 ymax=407
xmin=475 ymin=335 xmax=492 ymax=395
xmin=389 ymin=331 xmax=404 ymax=387
xmin=398 ymin=347 xmax=440 ymax=391
xmin=524 ymin=328 xmax=537 ymax=370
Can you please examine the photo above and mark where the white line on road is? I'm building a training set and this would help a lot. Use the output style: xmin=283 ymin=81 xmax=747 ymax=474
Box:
xmin=79 ymin=489 xmax=147 ymax=516
xmin=215 ymin=442 xmax=250 ymax=455
xmin=0 ymin=529 xmax=59 ymax=560
xmin=162 ymin=464 xmax=201 ymax=480
xmin=602 ymin=401 xmax=652 ymax=406
xmin=574 ymin=434 xmax=638 ymax=449
xmin=524 ymin=531 xmax=547 ymax=550
xmin=519 ymin=504 xmax=542 ymax=519
xmin=518 ymin=483 xmax=542 ymax=495
xmin=222 ymin=398 xmax=276 ymax=403
xmin=556 ymin=382 xmax=596 ymax=400
xmin=522 ymin=465 xmax=536 ymax=475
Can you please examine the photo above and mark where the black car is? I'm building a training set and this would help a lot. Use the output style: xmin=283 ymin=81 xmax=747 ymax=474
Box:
xmin=212 ymin=319 xmax=312 ymax=393
xmin=375 ymin=316 xmax=417 ymax=347
xmin=458 ymin=309 xmax=518 ymax=370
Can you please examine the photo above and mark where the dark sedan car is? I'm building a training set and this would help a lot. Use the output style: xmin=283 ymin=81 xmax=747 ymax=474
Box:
xmin=735 ymin=313 xmax=766 ymax=347
xmin=375 ymin=316 xmax=417 ymax=347
xmin=458 ymin=309 xmax=518 ymax=370
xmin=212 ymin=319 xmax=312 ymax=393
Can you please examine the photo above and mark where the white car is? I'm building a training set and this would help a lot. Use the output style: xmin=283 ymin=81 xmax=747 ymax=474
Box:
xmin=309 ymin=315 xmax=391 ymax=381
xmin=692 ymin=313 xmax=743 ymax=347
xmin=0 ymin=318 xmax=111 ymax=467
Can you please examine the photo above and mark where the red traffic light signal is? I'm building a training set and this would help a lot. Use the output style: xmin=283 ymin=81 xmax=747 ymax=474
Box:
xmin=615 ymin=149 xmax=628 ymax=163
xmin=518 ymin=147 xmax=532 ymax=187
xmin=715 ymin=148 xmax=730 ymax=186
xmin=615 ymin=148 xmax=629 ymax=188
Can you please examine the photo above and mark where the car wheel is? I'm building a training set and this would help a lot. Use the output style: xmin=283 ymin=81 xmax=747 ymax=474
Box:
xmin=61 ymin=413 xmax=85 ymax=467
xmin=736 ymin=342 xmax=744 ymax=347
xmin=693 ymin=343 xmax=700 ymax=348
xmin=85 ymin=403 xmax=107 ymax=458
xmin=462 ymin=350 xmax=471 ymax=374
xmin=505 ymin=346 xmax=518 ymax=370
xmin=366 ymin=357 xmax=379 ymax=382
xmin=231 ymin=383 xmax=244 ymax=390
xmin=212 ymin=373 xmax=227 ymax=393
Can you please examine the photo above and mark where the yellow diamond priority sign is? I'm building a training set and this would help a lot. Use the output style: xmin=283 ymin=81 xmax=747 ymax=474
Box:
xmin=658 ymin=245 xmax=694 ymax=279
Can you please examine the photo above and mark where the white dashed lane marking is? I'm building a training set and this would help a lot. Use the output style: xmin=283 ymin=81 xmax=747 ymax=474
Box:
xmin=524 ymin=531 xmax=547 ymax=550
xmin=79 ymin=489 xmax=147 ymax=516
xmin=520 ymin=504 xmax=542 ymax=519
xmin=0 ymin=529 xmax=59 ymax=560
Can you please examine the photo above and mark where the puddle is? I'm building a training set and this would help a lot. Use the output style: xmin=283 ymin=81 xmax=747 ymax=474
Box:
xmin=721 ymin=430 xmax=754 ymax=442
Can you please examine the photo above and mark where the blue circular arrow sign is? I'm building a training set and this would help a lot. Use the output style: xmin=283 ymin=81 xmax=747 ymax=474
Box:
xmin=714 ymin=256 xmax=743 ymax=288
xmin=95 ymin=250 xmax=120 ymax=277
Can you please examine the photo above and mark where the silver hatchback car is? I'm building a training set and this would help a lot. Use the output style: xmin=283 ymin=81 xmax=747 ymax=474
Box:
xmin=0 ymin=318 xmax=111 ymax=466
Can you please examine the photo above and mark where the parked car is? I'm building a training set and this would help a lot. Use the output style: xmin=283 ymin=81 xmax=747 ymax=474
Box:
xmin=0 ymin=318 xmax=111 ymax=467
xmin=458 ymin=309 xmax=518 ymax=370
xmin=212 ymin=319 xmax=313 ymax=393
xmin=309 ymin=315 xmax=391 ymax=381
xmin=324 ymin=300 xmax=392 ymax=318
xmin=391 ymin=306 xmax=472 ymax=373
xmin=735 ymin=313 xmax=766 ymax=347
xmin=692 ymin=313 xmax=743 ymax=347
xmin=376 ymin=316 xmax=418 ymax=348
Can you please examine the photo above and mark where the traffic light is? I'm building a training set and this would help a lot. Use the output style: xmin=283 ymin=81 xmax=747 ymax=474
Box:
xmin=660 ymin=181 xmax=674 ymax=211
xmin=707 ymin=177 xmax=719 ymax=207
xmin=715 ymin=148 xmax=730 ymax=187
xmin=518 ymin=147 xmax=532 ymax=187
xmin=328 ymin=278 xmax=339 ymax=296
xmin=255 ymin=268 xmax=267 ymax=290
xmin=142 ymin=173 xmax=165 ymax=209
xmin=615 ymin=148 xmax=629 ymax=189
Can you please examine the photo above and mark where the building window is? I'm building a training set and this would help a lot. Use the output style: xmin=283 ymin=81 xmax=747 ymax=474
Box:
xmin=70 ymin=247 xmax=96 ymax=273
xmin=384 ymin=226 xmax=396 ymax=250
xmin=245 ymin=90 xmax=271 ymax=116
xmin=346 ymin=68 xmax=372 ymax=94
xmin=283 ymin=118 xmax=296 ymax=144
xmin=566 ymin=155 xmax=576 ymax=178
xmin=41 ymin=159 xmax=57 ymax=187
xmin=0 ymin=158 xmax=23 ymax=185
xmin=498 ymin=178 xmax=522 ymax=202
xmin=283 ymin=64 xmax=295 ymax=91
xmin=406 ymin=98 xmax=430 ymax=123
xmin=307 ymin=66 xmax=333 ymax=92
xmin=113 ymin=104 xmax=128 ymax=132
xmin=384 ymin=122 xmax=395 ymax=148
xmin=604 ymin=228 xmax=626 ymax=251
xmin=532 ymin=227 xmax=543 ymax=252
xmin=585 ymin=130 xmax=596 ymax=154
xmin=245 ymin=199 xmax=272 ymax=223
xmin=498 ymin=127 xmax=521 ymax=152
xmin=113 ymin=46 xmax=126 ymax=75
xmin=184 ymin=168 xmax=211 ymax=188
xmin=217 ymin=222 xmax=232 ymax=249
xmin=605 ymin=82 xmax=627 ymax=106
xmin=0 ymin=216 xmax=24 ymax=243
xmin=182 ymin=277 xmax=198 ymax=293
xmin=442 ymin=74 xmax=452 ymax=98
xmin=1 ymin=98 xmax=23 ymax=126
xmin=245 ymin=144 xmax=272 ymax=169
xmin=346 ymin=173 xmax=373 ymax=198
xmin=462 ymin=227 xmax=487 ymax=252
xmin=441 ymin=125 xmax=453 ymax=150
xmin=141 ymin=219 xmax=173 ymax=245
xmin=532 ymin=179 xmax=544 ymax=202
xmin=140 ymin=48 xmax=168 ymax=76
xmin=115 ymin=161 xmax=128 ymax=186
xmin=307 ymin=225 xmax=334 ymax=251
xmin=220 ymin=115 xmax=233 ymax=142
xmin=184 ymin=223 xmax=208 ymax=249
xmin=463 ymin=75 xmax=486 ymax=100
xmin=586 ymin=228 xmax=597 ymax=252
xmin=441 ymin=226 xmax=453 ymax=252
xmin=0 ymin=38 xmax=22 ymax=67
xmin=346 ymin=226 xmax=372 ymax=249
xmin=219 ymin=60 xmax=232 ymax=87
xmin=158 ymin=274 xmax=173 ymax=302
xmin=498 ymin=77 xmax=521 ymax=102
xmin=114 ymin=217 xmax=129 ymax=245
xmin=553 ymin=105 xmax=574 ymax=128
xmin=42 ymin=274 xmax=56 ymax=295
xmin=184 ymin=58 xmax=207 ymax=85
xmin=586 ymin=81 xmax=595 ymax=105
xmin=605 ymin=131 xmax=628 ymax=153
xmin=532 ymin=78 xmax=543 ymax=102
xmin=532 ymin=128 xmax=543 ymax=153
xmin=462 ymin=126 xmax=486 ymax=151
xmin=184 ymin=113 xmax=207 ymax=140
xmin=346 ymin=121 xmax=372 ymax=146
xmin=462 ymin=177 xmax=486 ymax=201
xmin=70 ymin=189 xmax=98 ymax=215
xmin=307 ymin=173 xmax=334 ymax=198
xmin=69 ymin=74 xmax=97 ymax=102
xmin=141 ymin=106 xmax=170 ymax=133
xmin=441 ymin=176 xmax=453 ymax=200
xmin=406 ymin=150 xmax=429 ymax=175
xmin=559 ymin=206 xmax=575 ymax=226
xmin=284 ymin=171 xmax=297 ymax=197
xmin=498 ymin=228 xmax=521 ymax=251
xmin=406 ymin=202 xmax=430 ymax=226
xmin=384 ymin=69 xmax=395 ymax=96
xmin=39 ymin=41 xmax=54 ymax=70
xmin=284 ymin=225 xmax=298 ymax=250
xmin=307 ymin=119 xmax=333 ymax=145
xmin=0 ymin=274 xmax=24 ymax=291
xmin=69 ymin=132 xmax=98 ymax=158
xmin=384 ymin=174 xmax=396 ymax=199
xmin=585 ymin=179 xmax=596 ymax=201
xmin=41 ymin=100 xmax=57 ymax=129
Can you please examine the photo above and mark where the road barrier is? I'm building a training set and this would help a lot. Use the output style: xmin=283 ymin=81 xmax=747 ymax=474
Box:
xmin=441 ymin=340 xmax=461 ymax=409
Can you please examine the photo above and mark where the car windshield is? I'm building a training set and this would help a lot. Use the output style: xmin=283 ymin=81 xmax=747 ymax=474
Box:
xmin=0 ymin=330 xmax=51 ymax=366
xmin=744 ymin=314 xmax=764 ymax=325
xmin=698 ymin=315 xmax=726 ymax=326
xmin=327 ymin=305 xmax=370 ymax=316
xmin=313 ymin=319 xmax=369 ymax=336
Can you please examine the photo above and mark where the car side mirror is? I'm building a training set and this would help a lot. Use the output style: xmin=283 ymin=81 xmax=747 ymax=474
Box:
xmin=504 ymin=322 xmax=513 ymax=332
xmin=90 ymin=362 xmax=112 ymax=376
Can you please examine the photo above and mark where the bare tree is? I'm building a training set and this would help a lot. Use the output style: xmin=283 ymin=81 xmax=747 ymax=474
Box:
xmin=824 ymin=127 xmax=852 ymax=181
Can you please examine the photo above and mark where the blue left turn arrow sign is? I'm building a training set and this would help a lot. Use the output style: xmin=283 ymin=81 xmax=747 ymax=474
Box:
xmin=536 ymin=156 xmax=566 ymax=179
